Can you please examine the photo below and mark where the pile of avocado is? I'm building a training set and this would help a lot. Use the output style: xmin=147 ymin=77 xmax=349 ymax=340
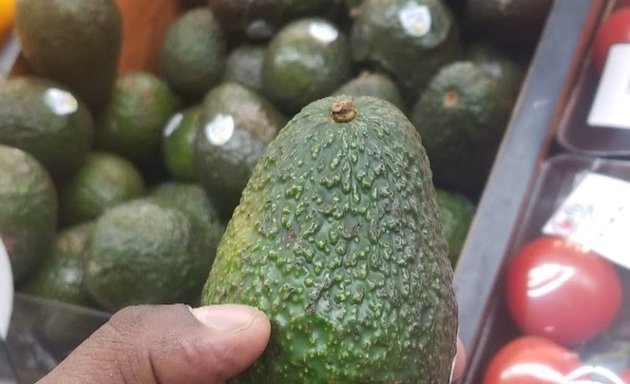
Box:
xmin=0 ymin=0 xmax=550 ymax=381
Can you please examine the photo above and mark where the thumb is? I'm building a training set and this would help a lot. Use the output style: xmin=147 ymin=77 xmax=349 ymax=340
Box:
xmin=38 ymin=304 xmax=271 ymax=384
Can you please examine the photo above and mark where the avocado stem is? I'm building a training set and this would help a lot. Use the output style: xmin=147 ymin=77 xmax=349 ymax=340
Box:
xmin=331 ymin=99 xmax=358 ymax=123
xmin=443 ymin=90 xmax=459 ymax=108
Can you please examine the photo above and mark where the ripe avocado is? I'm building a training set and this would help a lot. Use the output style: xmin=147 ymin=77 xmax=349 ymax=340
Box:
xmin=262 ymin=17 xmax=352 ymax=114
xmin=195 ymin=82 xmax=287 ymax=218
xmin=147 ymin=182 xmax=225 ymax=302
xmin=20 ymin=222 xmax=95 ymax=307
xmin=160 ymin=7 xmax=227 ymax=100
xmin=162 ymin=106 xmax=202 ymax=181
xmin=84 ymin=199 xmax=201 ymax=311
xmin=207 ymin=0 xmax=334 ymax=39
xmin=222 ymin=44 xmax=267 ymax=95
xmin=202 ymin=96 xmax=458 ymax=383
xmin=15 ymin=0 xmax=122 ymax=111
xmin=435 ymin=188 xmax=475 ymax=266
xmin=411 ymin=61 xmax=518 ymax=198
xmin=466 ymin=42 xmax=526 ymax=94
xmin=0 ymin=76 xmax=94 ymax=180
xmin=351 ymin=0 xmax=460 ymax=97
xmin=0 ymin=145 xmax=57 ymax=282
xmin=96 ymin=72 xmax=179 ymax=167
xmin=59 ymin=152 xmax=146 ymax=226
xmin=332 ymin=70 xmax=407 ymax=113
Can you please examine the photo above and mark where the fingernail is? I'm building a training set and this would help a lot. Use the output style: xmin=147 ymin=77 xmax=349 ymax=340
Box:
xmin=190 ymin=304 xmax=260 ymax=331
xmin=451 ymin=336 xmax=466 ymax=383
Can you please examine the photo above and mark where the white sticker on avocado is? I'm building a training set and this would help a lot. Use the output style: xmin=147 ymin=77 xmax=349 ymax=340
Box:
xmin=163 ymin=113 xmax=183 ymax=137
xmin=588 ymin=43 xmax=630 ymax=129
xmin=205 ymin=114 xmax=234 ymax=146
xmin=309 ymin=21 xmax=339 ymax=44
xmin=43 ymin=88 xmax=78 ymax=115
xmin=542 ymin=172 xmax=630 ymax=269
xmin=398 ymin=3 xmax=432 ymax=38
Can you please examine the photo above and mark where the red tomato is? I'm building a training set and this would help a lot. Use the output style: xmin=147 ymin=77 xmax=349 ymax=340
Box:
xmin=505 ymin=236 xmax=622 ymax=347
xmin=592 ymin=8 xmax=630 ymax=71
xmin=483 ymin=336 xmax=582 ymax=384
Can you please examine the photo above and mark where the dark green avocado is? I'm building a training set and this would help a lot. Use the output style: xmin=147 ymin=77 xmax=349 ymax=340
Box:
xmin=20 ymin=222 xmax=95 ymax=307
xmin=202 ymin=96 xmax=458 ymax=383
xmin=0 ymin=76 xmax=94 ymax=180
xmin=332 ymin=70 xmax=407 ymax=112
xmin=147 ymin=182 xmax=225 ymax=302
xmin=351 ymin=0 xmax=461 ymax=96
xmin=0 ymin=145 xmax=58 ymax=282
xmin=160 ymin=7 xmax=227 ymax=100
xmin=467 ymin=0 xmax=553 ymax=46
xmin=195 ymin=82 xmax=287 ymax=218
xmin=84 ymin=198 xmax=201 ymax=311
xmin=148 ymin=182 xmax=224 ymax=261
xmin=262 ymin=17 xmax=353 ymax=114
xmin=162 ymin=106 xmax=202 ymax=181
xmin=59 ymin=152 xmax=146 ymax=226
xmin=222 ymin=44 xmax=267 ymax=95
xmin=411 ymin=61 xmax=518 ymax=198
xmin=15 ymin=0 xmax=122 ymax=111
xmin=435 ymin=188 xmax=475 ymax=266
xmin=207 ymin=0 xmax=334 ymax=39
xmin=466 ymin=41 xmax=526 ymax=94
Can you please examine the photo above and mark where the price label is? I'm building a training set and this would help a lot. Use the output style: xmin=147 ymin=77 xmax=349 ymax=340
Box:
xmin=587 ymin=43 xmax=630 ymax=129
xmin=398 ymin=3 xmax=432 ymax=38
xmin=542 ymin=172 xmax=630 ymax=269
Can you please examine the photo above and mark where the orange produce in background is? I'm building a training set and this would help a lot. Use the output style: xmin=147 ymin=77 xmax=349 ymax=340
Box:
xmin=115 ymin=0 xmax=181 ymax=74
xmin=0 ymin=0 xmax=16 ymax=40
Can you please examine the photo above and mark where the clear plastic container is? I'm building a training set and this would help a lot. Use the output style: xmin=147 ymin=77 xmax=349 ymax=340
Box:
xmin=468 ymin=153 xmax=630 ymax=383
xmin=6 ymin=294 xmax=110 ymax=384
xmin=556 ymin=2 xmax=630 ymax=157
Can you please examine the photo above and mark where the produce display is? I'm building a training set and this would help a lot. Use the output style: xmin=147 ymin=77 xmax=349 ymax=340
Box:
xmin=0 ymin=0 xmax=549 ymax=381
xmin=474 ymin=3 xmax=630 ymax=383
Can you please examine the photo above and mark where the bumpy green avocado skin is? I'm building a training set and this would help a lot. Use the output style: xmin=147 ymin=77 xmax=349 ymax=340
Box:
xmin=202 ymin=96 xmax=458 ymax=383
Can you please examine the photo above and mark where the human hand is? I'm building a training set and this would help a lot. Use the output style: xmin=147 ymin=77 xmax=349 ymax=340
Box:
xmin=37 ymin=303 xmax=466 ymax=384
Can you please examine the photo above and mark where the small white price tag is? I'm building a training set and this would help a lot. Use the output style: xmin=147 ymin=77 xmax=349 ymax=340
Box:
xmin=542 ymin=172 xmax=630 ymax=269
xmin=398 ymin=3 xmax=432 ymax=38
xmin=587 ymin=43 xmax=630 ymax=129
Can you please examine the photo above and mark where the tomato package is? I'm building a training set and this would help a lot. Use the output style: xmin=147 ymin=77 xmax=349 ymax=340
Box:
xmin=479 ymin=154 xmax=630 ymax=384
